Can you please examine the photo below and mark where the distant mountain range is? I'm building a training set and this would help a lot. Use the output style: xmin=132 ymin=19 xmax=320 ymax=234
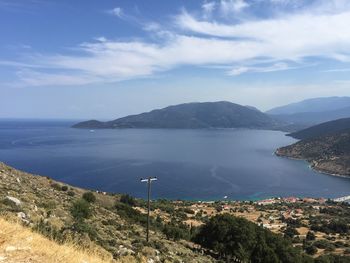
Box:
xmin=266 ymin=97 xmax=350 ymax=126
xmin=73 ymin=101 xmax=283 ymax=130
xmin=266 ymin=97 xmax=350 ymax=115
xmin=276 ymin=118 xmax=350 ymax=177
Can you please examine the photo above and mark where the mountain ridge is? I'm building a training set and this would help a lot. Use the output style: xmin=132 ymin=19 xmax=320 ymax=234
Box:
xmin=266 ymin=96 xmax=350 ymax=115
xmin=287 ymin=118 xmax=350 ymax=140
xmin=73 ymin=101 xmax=282 ymax=130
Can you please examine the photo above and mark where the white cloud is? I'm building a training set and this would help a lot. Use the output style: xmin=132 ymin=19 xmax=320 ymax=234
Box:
xmin=175 ymin=10 xmax=350 ymax=61
xmin=4 ymin=0 xmax=350 ymax=87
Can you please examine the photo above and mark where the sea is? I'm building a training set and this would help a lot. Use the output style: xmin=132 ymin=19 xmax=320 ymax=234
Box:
xmin=0 ymin=119 xmax=349 ymax=200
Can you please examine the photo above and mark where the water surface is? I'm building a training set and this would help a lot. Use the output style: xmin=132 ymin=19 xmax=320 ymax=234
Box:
xmin=0 ymin=120 xmax=349 ymax=200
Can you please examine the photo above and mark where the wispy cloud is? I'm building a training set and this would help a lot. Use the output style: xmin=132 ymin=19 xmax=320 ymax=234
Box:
xmin=107 ymin=7 xmax=123 ymax=18
xmin=3 ymin=0 xmax=350 ymax=87
xmin=228 ymin=62 xmax=295 ymax=76
xmin=323 ymin=68 xmax=350 ymax=73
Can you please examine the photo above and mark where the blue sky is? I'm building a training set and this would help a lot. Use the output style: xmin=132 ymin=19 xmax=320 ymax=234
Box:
xmin=1 ymin=0 xmax=350 ymax=119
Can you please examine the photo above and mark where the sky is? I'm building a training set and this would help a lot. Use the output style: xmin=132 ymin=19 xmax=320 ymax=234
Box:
xmin=1 ymin=0 xmax=350 ymax=119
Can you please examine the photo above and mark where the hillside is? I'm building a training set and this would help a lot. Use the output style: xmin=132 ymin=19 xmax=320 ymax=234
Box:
xmin=288 ymin=118 xmax=350 ymax=140
xmin=0 ymin=217 xmax=116 ymax=263
xmin=276 ymin=132 xmax=350 ymax=176
xmin=0 ymin=162 xmax=214 ymax=263
xmin=73 ymin=101 xmax=282 ymax=130
xmin=267 ymin=97 xmax=350 ymax=115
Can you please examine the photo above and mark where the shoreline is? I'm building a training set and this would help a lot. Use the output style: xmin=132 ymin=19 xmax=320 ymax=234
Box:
xmin=274 ymin=150 xmax=350 ymax=179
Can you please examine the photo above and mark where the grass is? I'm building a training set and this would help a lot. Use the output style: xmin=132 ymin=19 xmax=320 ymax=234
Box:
xmin=0 ymin=216 xmax=142 ymax=263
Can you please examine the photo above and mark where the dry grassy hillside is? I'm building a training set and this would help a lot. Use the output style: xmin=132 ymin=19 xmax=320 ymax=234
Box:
xmin=0 ymin=217 xmax=121 ymax=263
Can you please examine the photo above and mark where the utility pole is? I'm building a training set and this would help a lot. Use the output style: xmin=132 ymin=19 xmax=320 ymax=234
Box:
xmin=140 ymin=176 xmax=157 ymax=242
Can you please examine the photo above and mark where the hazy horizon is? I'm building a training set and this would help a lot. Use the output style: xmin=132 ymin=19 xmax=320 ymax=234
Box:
xmin=1 ymin=0 xmax=350 ymax=119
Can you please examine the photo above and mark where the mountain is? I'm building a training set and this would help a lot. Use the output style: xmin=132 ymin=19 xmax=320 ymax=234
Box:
xmin=276 ymin=118 xmax=350 ymax=176
xmin=270 ymin=106 xmax=350 ymax=125
xmin=288 ymin=118 xmax=350 ymax=140
xmin=73 ymin=101 xmax=282 ymax=129
xmin=266 ymin=96 xmax=350 ymax=115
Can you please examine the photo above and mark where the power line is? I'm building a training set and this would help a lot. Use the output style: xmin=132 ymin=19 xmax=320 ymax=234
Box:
xmin=140 ymin=176 xmax=157 ymax=242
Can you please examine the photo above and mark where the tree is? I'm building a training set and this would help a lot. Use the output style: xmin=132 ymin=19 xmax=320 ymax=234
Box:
xmin=284 ymin=226 xmax=299 ymax=238
xmin=194 ymin=214 xmax=310 ymax=262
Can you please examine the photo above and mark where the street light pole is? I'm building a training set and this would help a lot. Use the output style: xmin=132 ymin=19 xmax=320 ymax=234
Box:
xmin=140 ymin=176 xmax=157 ymax=242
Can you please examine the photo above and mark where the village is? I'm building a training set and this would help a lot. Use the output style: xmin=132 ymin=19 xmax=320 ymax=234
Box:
xmin=144 ymin=196 xmax=350 ymax=257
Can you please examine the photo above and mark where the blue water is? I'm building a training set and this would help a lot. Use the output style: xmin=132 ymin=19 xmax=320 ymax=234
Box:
xmin=0 ymin=119 xmax=349 ymax=200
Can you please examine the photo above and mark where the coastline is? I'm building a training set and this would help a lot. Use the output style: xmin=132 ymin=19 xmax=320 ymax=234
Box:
xmin=274 ymin=150 xmax=350 ymax=179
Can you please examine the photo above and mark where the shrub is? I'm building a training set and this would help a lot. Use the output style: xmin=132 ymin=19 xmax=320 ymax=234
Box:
xmin=72 ymin=220 xmax=97 ymax=239
xmin=120 ymin=194 xmax=136 ymax=206
xmin=82 ymin=192 xmax=96 ymax=203
xmin=306 ymin=231 xmax=316 ymax=241
xmin=67 ymin=190 xmax=75 ymax=197
xmin=305 ymin=245 xmax=317 ymax=255
xmin=70 ymin=199 xmax=91 ymax=220
xmin=51 ymin=183 xmax=61 ymax=191
xmin=284 ymin=226 xmax=299 ymax=238
xmin=163 ymin=223 xmax=190 ymax=241
xmin=61 ymin=185 xmax=68 ymax=191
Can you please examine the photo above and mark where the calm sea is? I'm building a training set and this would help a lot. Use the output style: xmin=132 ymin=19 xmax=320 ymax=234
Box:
xmin=0 ymin=119 xmax=349 ymax=200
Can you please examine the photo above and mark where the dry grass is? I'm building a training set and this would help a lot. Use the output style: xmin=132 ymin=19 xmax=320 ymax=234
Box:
xmin=0 ymin=217 xmax=116 ymax=263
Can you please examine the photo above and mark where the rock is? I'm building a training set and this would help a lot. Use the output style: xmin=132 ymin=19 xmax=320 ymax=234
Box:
xmin=5 ymin=196 xmax=21 ymax=206
xmin=16 ymin=178 xmax=21 ymax=183
xmin=17 ymin=212 xmax=26 ymax=219
xmin=117 ymin=245 xmax=135 ymax=256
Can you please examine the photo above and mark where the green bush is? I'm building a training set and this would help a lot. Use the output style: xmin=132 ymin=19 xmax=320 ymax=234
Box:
xmin=284 ymin=226 xmax=299 ymax=238
xmin=120 ymin=194 xmax=136 ymax=206
xmin=72 ymin=220 xmax=97 ymax=240
xmin=306 ymin=231 xmax=316 ymax=241
xmin=82 ymin=192 xmax=96 ymax=203
xmin=70 ymin=199 xmax=91 ymax=220
xmin=305 ymin=245 xmax=317 ymax=255
xmin=61 ymin=185 xmax=68 ymax=191
xmin=51 ymin=183 xmax=62 ymax=191
xmin=162 ymin=222 xmax=190 ymax=241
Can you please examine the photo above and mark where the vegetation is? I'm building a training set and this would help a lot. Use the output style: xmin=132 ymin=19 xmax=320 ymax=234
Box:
xmin=1 ymin=162 xmax=350 ymax=262
xmin=82 ymin=191 xmax=96 ymax=203
xmin=194 ymin=214 xmax=311 ymax=263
